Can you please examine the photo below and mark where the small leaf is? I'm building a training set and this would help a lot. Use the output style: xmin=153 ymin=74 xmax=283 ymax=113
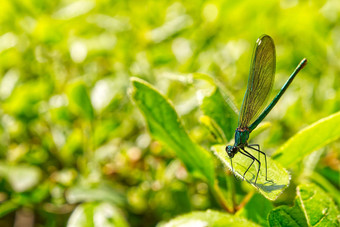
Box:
xmin=67 ymin=202 xmax=129 ymax=227
xmin=130 ymin=77 xmax=215 ymax=186
xmin=199 ymin=115 xmax=226 ymax=143
xmin=273 ymin=111 xmax=340 ymax=167
xmin=268 ymin=203 xmax=308 ymax=227
xmin=212 ymin=144 xmax=290 ymax=200
xmin=158 ymin=210 xmax=261 ymax=227
xmin=236 ymin=194 xmax=273 ymax=226
xmin=194 ymin=73 xmax=238 ymax=141
xmin=268 ymin=184 xmax=340 ymax=227
xmin=67 ymin=81 xmax=94 ymax=120
xmin=296 ymin=184 xmax=340 ymax=226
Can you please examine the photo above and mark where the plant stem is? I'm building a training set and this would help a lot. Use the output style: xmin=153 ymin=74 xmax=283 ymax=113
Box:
xmin=212 ymin=180 xmax=234 ymax=213
xmin=226 ymin=174 xmax=237 ymax=209
xmin=235 ymin=190 xmax=254 ymax=211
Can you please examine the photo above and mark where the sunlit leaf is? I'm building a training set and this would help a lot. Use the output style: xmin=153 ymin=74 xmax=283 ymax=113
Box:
xmin=194 ymin=73 xmax=238 ymax=141
xmin=296 ymin=184 xmax=339 ymax=226
xmin=212 ymin=144 xmax=290 ymax=200
xmin=67 ymin=202 xmax=129 ymax=227
xmin=158 ymin=210 xmax=261 ymax=227
xmin=268 ymin=184 xmax=339 ymax=227
xmin=273 ymin=111 xmax=340 ymax=167
xmin=268 ymin=202 xmax=308 ymax=227
xmin=130 ymin=77 xmax=215 ymax=186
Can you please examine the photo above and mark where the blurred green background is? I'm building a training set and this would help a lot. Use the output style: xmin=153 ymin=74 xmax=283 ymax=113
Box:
xmin=0 ymin=0 xmax=339 ymax=226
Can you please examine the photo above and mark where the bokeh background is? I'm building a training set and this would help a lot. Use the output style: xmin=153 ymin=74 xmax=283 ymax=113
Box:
xmin=0 ymin=0 xmax=339 ymax=226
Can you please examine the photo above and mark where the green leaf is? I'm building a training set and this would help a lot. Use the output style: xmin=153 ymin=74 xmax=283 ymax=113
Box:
xmin=268 ymin=184 xmax=340 ymax=227
xmin=268 ymin=203 xmax=308 ymax=227
xmin=273 ymin=111 xmax=340 ymax=167
xmin=296 ymin=184 xmax=340 ymax=226
xmin=158 ymin=210 xmax=261 ymax=227
xmin=236 ymin=194 xmax=273 ymax=226
xmin=199 ymin=115 xmax=226 ymax=144
xmin=194 ymin=73 xmax=238 ymax=141
xmin=212 ymin=144 xmax=290 ymax=200
xmin=130 ymin=77 xmax=215 ymax=186
xmin=67 ymin=81 xmax=94 ymax=121
xmin=67 ymin=202 xmax=129 ymax=227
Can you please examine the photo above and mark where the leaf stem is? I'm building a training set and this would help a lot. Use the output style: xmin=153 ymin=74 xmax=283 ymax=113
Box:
xmin=212 ymin=180 xmax=234 ymax=213
xmin=235 ymin=190 xmax=254 ymax=211
xmin=226 ymin=174 xmax=237 ymax=210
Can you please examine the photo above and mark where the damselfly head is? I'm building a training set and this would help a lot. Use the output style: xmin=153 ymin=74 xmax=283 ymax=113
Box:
xmin=226 ymin=145 xmax=238 ymax=158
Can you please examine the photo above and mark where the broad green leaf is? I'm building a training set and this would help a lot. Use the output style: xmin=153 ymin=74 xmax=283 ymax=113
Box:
xmin=269 ymin=184 xmax=340 ymax=227
xmin=236 ymin=194 xmax=273 ymax=226
xmin=67 ymin=202 xmax=129 ymax=227
xmin=130 ymin=77 xmax=215 ymax=185
xmin=194 ymin=73 xmax=238 ymax=141
xmin=67 ymin=81 xmax=94 ymax=121
xmin=268 ymin=202 xmax=308 ymax=227
xmin=296 ymin=184 xmax=339 ymax=226
xmin=212 ymin=144 xmax=290 ymax=200
xmin=158 ymin=210 xmax=260 ymax=227
xmin=273 ymin=111 xmax=340 ymax=167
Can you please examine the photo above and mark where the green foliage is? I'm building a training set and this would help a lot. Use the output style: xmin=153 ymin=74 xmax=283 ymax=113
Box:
xmin=0 ymin=0 xmax=339 ymax=226
xmin=212 ymin=145 xmax=290 ymax=200
xmin=0 ymin=162 xmax=41 ymax=192
xmin=268 ymin=184 xmax=339 ymax=226
xmin=236 ymin=194 xmax=273 ymax=226
xmin=158 ymin=210 xmax=261 ymax=227
xmin=269 ymin=203 xmax=308 ymax=227
xmin=67 ymin=202 xmax=129 ymax=227
xmin=273 ymin=111 xmax=340 ymax=167
xmin=194 ymin=73 xmax=238 ymax=141
xmin=66 ymin=183 xmax=126 ymax=206
xmin=296 ymin=184 xmax=339 ymax=226
xmin=130 ymin=77 xmax=215 ymax=186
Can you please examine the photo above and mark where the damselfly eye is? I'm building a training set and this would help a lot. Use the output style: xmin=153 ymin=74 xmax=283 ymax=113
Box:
xmin=225 ymin=146 xmax=236 ymax=158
